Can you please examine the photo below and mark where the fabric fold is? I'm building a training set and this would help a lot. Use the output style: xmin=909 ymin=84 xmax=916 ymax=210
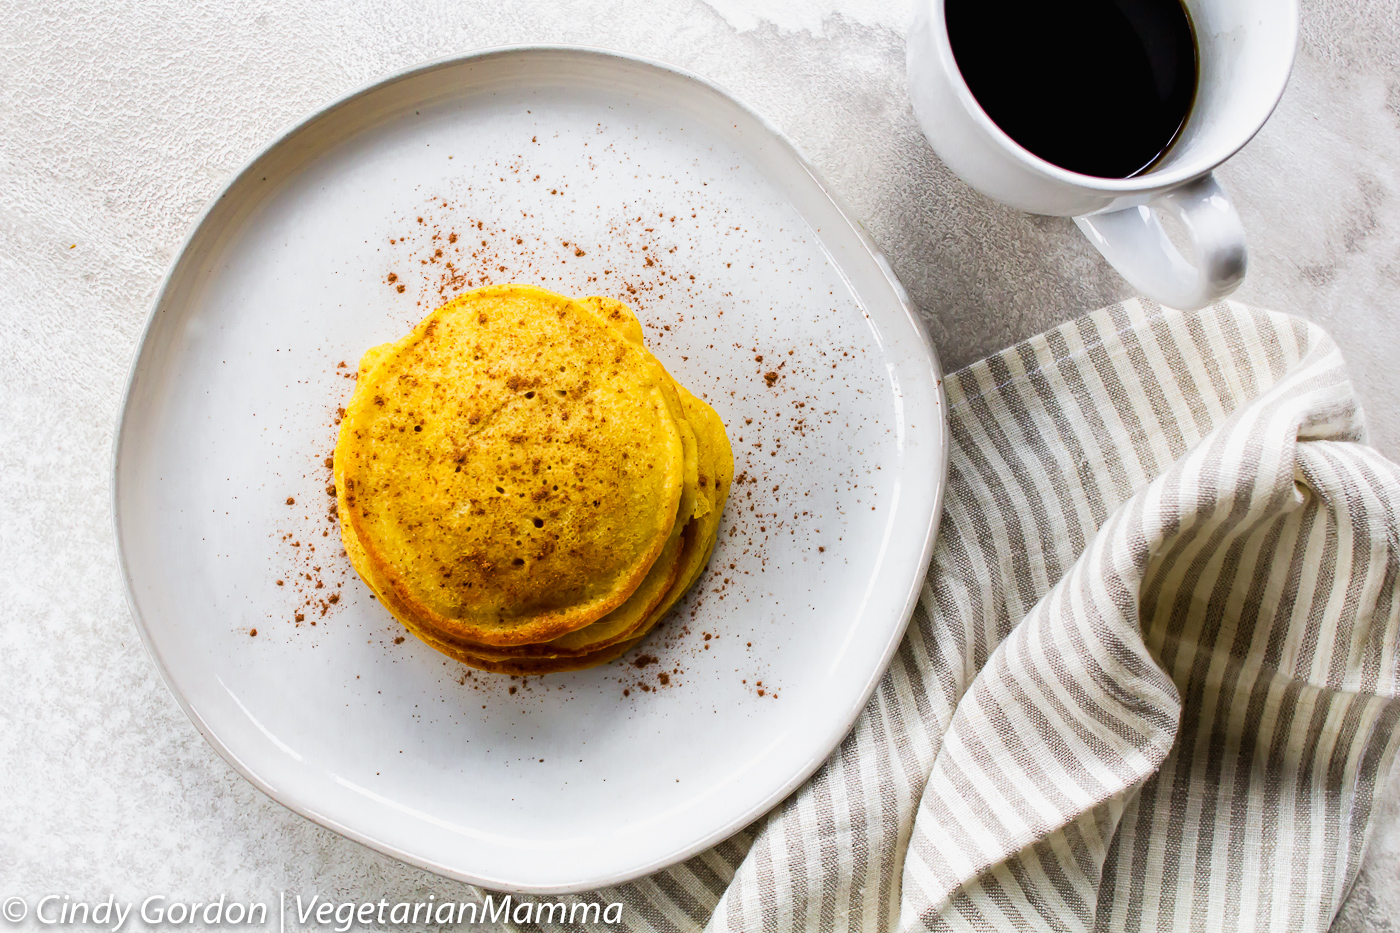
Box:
xmin=900 ymin=300 xmax=1400 ymax=932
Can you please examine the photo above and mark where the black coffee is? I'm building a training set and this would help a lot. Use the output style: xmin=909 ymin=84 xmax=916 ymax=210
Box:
xmin=945 ymin=0 xmax=1197 ymax=178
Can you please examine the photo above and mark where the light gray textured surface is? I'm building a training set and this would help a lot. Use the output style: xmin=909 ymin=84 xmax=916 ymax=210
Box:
xmin=1 ymin=1 xmax=1397 ymax=929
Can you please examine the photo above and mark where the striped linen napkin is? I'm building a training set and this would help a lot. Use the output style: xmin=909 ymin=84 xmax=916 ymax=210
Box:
xmin=528 ymin=299 xmax=1400 ymax=932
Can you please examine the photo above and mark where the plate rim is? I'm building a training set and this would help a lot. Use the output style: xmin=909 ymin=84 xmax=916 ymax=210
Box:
xmin=111 ymin=43 xmax=950 ymax=893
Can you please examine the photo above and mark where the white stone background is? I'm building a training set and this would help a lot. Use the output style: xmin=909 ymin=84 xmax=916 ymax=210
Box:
xmin=2 ymin=0 xmax=1399 ymax=929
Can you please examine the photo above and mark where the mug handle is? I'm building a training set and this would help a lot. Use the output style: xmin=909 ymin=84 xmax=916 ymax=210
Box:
xmin=1074 ymin=173 xmax=1247 ymax=311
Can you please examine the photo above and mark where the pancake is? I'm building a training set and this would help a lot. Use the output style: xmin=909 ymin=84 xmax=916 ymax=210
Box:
xmin=446 ymin=635 xmax=647 ymax=676
xmin=338 ymin=298 xmax=705 ymax=662
xmin=420 ymin=303 xmax=731 ymax=663
xmin=335 ymin=285 xmax=732 ymax=673
xmin=335 ymin=284 xmax=686 ymax=647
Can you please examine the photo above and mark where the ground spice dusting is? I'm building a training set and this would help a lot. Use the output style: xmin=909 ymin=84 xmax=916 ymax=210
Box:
xmin=269 ymin=388 xmax=353 ymax=633
xmin=260 ymin=130 xmax=895 ymax=705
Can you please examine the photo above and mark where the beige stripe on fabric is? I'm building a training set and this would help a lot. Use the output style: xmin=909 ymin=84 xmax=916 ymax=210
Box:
xmin=486 ymin=301 xmax=1400 ymax=933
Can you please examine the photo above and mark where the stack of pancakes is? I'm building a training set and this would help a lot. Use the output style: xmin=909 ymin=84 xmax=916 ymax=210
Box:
xmin=334 ymin=284 xmax=733 ymax=674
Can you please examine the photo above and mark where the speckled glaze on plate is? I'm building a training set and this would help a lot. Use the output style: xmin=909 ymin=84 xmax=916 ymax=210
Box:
xmin=113 ymin=46 xmax=947 ymax=894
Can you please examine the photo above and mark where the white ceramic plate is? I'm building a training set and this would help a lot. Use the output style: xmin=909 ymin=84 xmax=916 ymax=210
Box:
xmin=114 ymin=47 xmax=946 ymax=893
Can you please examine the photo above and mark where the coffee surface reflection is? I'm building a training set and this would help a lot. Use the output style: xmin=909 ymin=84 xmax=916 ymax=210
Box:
xmin=946 ymin=0 xmax=1197 ymax=179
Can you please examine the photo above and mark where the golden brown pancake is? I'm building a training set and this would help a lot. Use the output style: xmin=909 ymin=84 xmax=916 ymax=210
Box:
xmin=424 ymin=307 xmax=731 ymax=662
xmin=444 ymin=635 xmax=647 ymax=676
xmin=335 ymin=285 xmax=732 ymax=672
xmin=335 ymin=285 xmax=685 ymax=647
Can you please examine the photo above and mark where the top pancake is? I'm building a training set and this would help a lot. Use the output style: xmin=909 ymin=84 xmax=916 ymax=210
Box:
xmin=336 ymin=284 xmax=686 ymax=646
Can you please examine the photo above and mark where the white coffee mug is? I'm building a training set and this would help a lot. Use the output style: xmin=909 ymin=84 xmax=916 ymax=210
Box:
xmin=907 ymin=0 xmax=1299 ymax=311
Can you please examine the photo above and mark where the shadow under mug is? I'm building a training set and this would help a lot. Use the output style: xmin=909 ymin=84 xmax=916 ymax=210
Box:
xmin=907 ymin=0 xmax=1299 ymax=311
